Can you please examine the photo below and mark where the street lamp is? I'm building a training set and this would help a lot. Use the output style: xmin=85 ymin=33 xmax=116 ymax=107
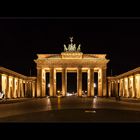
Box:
xmin=47 ymin=83 xmax=50 ymax=88
xmin=94 ymin=83 xmax=96 ymax=88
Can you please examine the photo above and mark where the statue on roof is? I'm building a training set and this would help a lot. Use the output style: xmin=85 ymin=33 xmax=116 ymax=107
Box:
xmin=63 ymin=37 xmax=81 ymax=52
xmin=77 ymin=44 xmax=81 ymax=52
xmin=64 ymin=44 xmax=68 ymax=52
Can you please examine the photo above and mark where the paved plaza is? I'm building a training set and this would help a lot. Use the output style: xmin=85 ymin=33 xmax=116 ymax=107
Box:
xmin=1 ymin=96 xmax=140 ymax=122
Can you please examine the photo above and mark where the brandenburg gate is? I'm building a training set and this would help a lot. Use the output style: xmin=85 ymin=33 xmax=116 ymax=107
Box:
xmin=34 ymin=37 xmax=109 ymax=97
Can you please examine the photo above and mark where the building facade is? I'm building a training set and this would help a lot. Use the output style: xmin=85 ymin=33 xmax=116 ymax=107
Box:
xmin=0 ymin=67 xmax=36 ymax=98
xmin=108 ymin=67 xmax=140 ymax=98
xmin=34 ymin=37 xmax=110 ymax=97
xmin=3 ymin=37 xmax=140 ymax=99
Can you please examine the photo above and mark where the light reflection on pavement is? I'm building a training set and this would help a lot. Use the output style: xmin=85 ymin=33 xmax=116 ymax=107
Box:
xmin=1 ymin=96 xmax=140 ymax=119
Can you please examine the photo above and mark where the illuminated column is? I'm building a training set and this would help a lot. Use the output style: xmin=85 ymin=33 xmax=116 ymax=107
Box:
xmin=119 ymin=79 xmax=123 ymax=97
xmin=8 ymin=76 xmax=12 ymax=98
xmin=16 ymin=78 xmax=18 ymax=98
xmin=98 ymin=69 xmax=102 ymax=96
xmin=50 ymin=68 xmax=54 ymax=97
xmin=115 ymin=80 xmax=118 ymax=97
xmin=17 ymin=79 xmax=20 ymax=98
xmin=7 ymin=76 xmax=11 ymax=98
xmin=42 ymin=69 xmax=46 ymax=97
xmin=27 ymin=81 xmax=32 ymax=97
xmin=62 ymin=68 xmax=67 ymax=96
xmin=30 ymin=82 xmax=32 ymax=97
xmin=19 ymin=80 xmax=21 ymax=97
xmin=126 ymin=77 xmax=129 ymax=97
xmin=9 ymin=76 xmax=13 ymax=98
xmin=24 ymin=80 xmax=28 ymax=97
xmin=12 ymin=77 xmax=15 ymax=98
xmin=124 ymin=77 xmax=129 ymax=97
xmin=87 ymin=69 xmax=94 ymax=97
xmin=124 ymin=78 xmax=126 ymax=97
xmin=53 ymin=69 xmax=56 ymax=97
xmin=128 ymin=77 xmax=131 ymax=97
xmin=21 ymin=80 xmax=24 ymax=97
xmin=102 ymin=68 xmax=107 ymax=97
xmin=15 ymin=78 xmax=18 ymax=98
xmin=16 ymin=78 xmax=20 ymax=98
xmin=20 ymin=79 xmax=23 ymax=97
xmin=123 ymin=78 xmax=126 ymax=97
xmin=129 ymin=76 xmax=133 ymax=97
xmin=5 ymin=75 xmax=9 ymax=99
xmin=91 ymin=69 xmax=94 ymax=96
xmin=21 ymin=80 xmax=23 ymax=97
xmin=108 ymin=81 xmax=111 ymax=97
xmin=133 ymin=75 xmax=136 ymax=98
xmin=37 ymin=68 xmax=42 ymax=97
xmin=135 ymin=74 xmax=140 ymax=98
xmin=119 ymin=80 xmax=121 ymax=96
xmin=77 ymin=68 xmax=82 ymax=97
xmin=87 ymin=69 xmax=90 ymax=96
xmin=0 ymin=74 xmax=2 ymax=92
xmin=32 ymin=81 xmax=35 ymax=97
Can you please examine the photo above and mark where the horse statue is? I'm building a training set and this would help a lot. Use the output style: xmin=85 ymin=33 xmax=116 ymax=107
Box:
xmin=64 ymin=44 xmax=68 ymax=52
xmin=77 ymin=44 xmax=81 ymax=52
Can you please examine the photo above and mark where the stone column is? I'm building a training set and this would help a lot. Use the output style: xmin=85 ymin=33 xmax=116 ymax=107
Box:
xmin=0 ymin=74 xmax=2 ymax=93
xmin=87 ymin=69 xmax=94 ymax=97
xmin=16 ymin=79 xmax=18 ymax=98
xmin=123 ymin=78 xmax=126 ymax=97
xmin=87 ymin=69 xmax=91 ymax=97
xmin=12 ymin=77 xmax=15 ymax=98
xmin=9 ymin=76 xmax=13 ymax=98
xmin=98 ymin=69 xmax=102 ymax=97
xmin=108 ymin=81 xmax=111 ymax=97
xmin=102 ymin=68 xmax=107 ymax=97
xmin=32 ymin=81 xmax=35 ymax=97
xmin=53 ymin=69 xmax=56 ymax=97
xmin=121 ymin=79 xmax=123 ymax=97
xmin=119 ymin=80 xmax=121 ymax=96
xmin=27 ymin=81 xmax=31 ymax=97
xmin=128 ymin=77 xmax=131 ymax=97
xmin=25 ymin=81 xmax=28 ymax=97
xmin=50 ymin=68 xmax=54 ymax=97
xmin=17 ymin=78 xmax=20 ymax=98
xmin=77 ymin=68 xmax=82 ymax=97
xmin=5 ymin=75 xmax=9 ymax=99
xmin=14 ymin=78 xmax=17 ymax=98
xmin=91 ymin=69 xmax=94 ymax=97
xmin=111 ymin=81 xmax=113 ymax=96
xmin=21 ymin=80 xmax=24 ymax=97
xmin=119 ymin=79 xmax=122 ymax=97
xmin=126 ymin=77 xmax=129 ymax=97
xmin=42 ymin=69 xmax=46 ymax=97
xmin=115 ymin=80 xmax=118 ymax=97
xmin=37 ymin=68 xmax=42 ymax=97
xmin=133 ymin=75 xmax=136 ymax=98
xmin=135 ymin=74 xmax=140 ymax=98
xmin=62 ymin=68 xmax=67 ymax=96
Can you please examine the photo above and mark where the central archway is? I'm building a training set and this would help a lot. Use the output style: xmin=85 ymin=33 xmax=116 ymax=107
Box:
xmin=67 ymin=72 xmax=77 ymax=96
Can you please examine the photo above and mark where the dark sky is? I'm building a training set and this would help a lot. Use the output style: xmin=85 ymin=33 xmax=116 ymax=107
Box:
xmin=0 ymin=17 xmax=140 ymax=77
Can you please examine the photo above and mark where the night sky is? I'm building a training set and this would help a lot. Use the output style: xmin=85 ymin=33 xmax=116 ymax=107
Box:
xmin=0 ymin=17 xmax=140 ymax=77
